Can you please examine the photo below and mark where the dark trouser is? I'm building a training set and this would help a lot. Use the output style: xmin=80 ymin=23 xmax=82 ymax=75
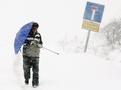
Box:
xmin=23 ymin=56 xmax=39 ymax=85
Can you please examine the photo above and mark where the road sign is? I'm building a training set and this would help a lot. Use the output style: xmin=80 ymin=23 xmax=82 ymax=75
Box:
xmin=82 ymin=19 xmax=100 ymax=32
xmin=82 ymin=1 xmax=104 ymax=32
xmin=82 ymin=2 xmax=105 ymax=52
xmin=83 ymin=1 xmax=104 ymax=23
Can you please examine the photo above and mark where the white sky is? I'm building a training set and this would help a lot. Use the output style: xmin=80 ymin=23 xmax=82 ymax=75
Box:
xmin=0 ymin=0 xmax=120 ymax=43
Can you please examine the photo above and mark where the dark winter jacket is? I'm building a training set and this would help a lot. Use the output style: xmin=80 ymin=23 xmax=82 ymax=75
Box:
xmin=22 ymin=31 xmax=43 ymax=57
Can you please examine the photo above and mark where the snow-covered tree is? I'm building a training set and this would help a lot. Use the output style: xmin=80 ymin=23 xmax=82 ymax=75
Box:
xmin=101 ymin=19 xmax=121 ymax=50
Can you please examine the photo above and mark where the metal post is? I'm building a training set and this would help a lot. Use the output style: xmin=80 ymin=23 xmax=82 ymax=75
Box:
xmin=84 ymin=30 xmax=91 ymax=52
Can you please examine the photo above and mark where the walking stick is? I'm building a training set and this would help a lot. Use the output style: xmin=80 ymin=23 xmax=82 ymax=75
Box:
xmin=42 ymin=47 xmax=59 ymax=55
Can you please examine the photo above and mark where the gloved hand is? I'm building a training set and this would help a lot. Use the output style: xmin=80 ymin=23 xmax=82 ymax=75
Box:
xmin=30 ymin=41 xmax=36 ymax=45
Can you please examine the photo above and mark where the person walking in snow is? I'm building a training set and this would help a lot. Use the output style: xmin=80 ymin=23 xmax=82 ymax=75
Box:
xmin=22 ymin=22 xmax=43 ymax=88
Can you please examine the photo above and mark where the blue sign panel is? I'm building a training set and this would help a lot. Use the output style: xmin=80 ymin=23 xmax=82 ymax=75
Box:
xmin=83 ymin=2 xmax=104 ymax=23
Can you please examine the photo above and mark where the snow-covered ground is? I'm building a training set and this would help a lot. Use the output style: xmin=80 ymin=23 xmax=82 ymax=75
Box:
xmin=1 ymin=0 xmax=121 ymax=90
xmin=2 ymin=51 xmax=121 ymax=90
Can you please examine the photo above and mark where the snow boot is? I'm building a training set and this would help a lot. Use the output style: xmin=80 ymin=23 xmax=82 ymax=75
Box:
xmin=32 ymin=81 xmax=39 ymax=88
xmin=25 ymin=79 xmax=29 ymax=85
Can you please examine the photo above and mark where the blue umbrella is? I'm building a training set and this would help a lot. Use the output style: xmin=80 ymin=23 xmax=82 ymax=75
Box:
xmin=14 ymin=22 xmax=34 ymax=54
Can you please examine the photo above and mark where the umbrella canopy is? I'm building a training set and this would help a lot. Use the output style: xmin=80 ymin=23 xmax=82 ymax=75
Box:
xmin=14 ymin=22 xmax=34 ymax=54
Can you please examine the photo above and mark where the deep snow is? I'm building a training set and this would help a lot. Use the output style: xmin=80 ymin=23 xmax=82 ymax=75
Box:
xmin=3 ymin=52 xmax=121 ymax=90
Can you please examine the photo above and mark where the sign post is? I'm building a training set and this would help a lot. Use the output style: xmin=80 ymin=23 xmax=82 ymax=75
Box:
xmin=82 ymin=2 xmax=104 ymax=52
